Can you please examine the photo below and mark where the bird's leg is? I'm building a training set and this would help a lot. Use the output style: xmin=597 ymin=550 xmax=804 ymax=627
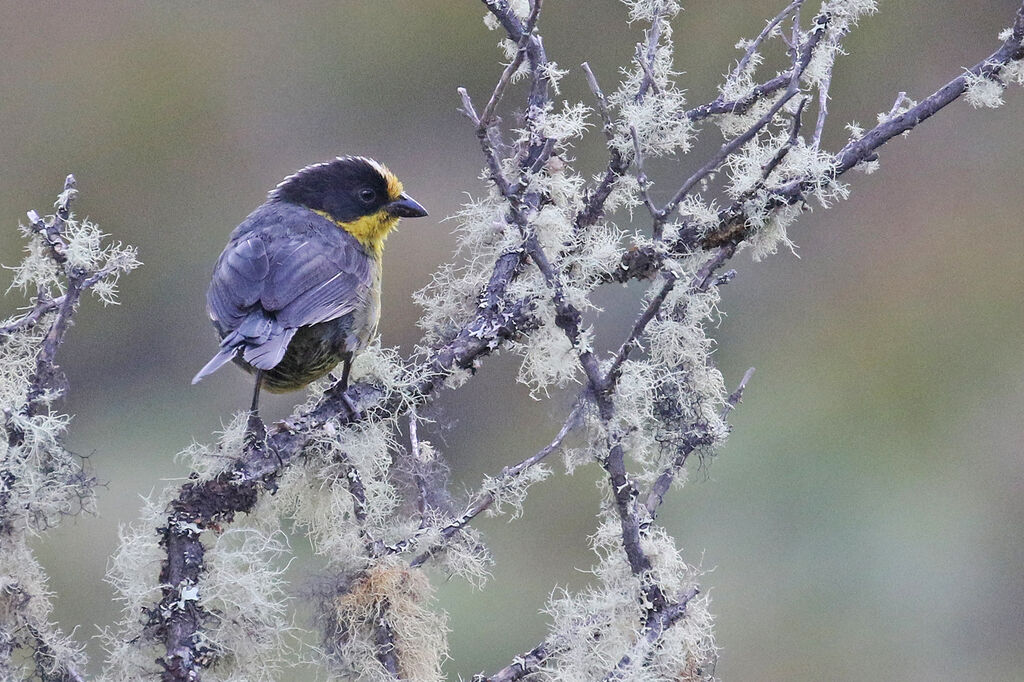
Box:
xmin=250 ymin=369 xmax=264 ymax=414
xmin=338 ymin=353 xmax=361 ymax=418
xmin=339 ymin=354 xmax=352 ymax=392
xmin=246 ymin=370 xmax=270 ymax=456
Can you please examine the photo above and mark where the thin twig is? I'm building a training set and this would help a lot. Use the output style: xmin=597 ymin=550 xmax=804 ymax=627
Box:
xmin=635 ymin=0 xmax=669 ymax=100
xmin=702 ymin=3 xmax=1024 ymax=247
xmin=459 ymin=87 xmax=516 ymax=200
xmin=813 ymin=62 xmax=833 ymax=149
xmin=660 ymin=12 xmax=819 ymax=221
xmin=23 ymin=174 xmax=76 ymax=265
xmin=407 ymin=403 xmax=581 ymax=567
xmin=644 ymin=367 xmax=755 ymax=516
xmin=730 ymin=0 xmax=804 ymax=85
xmin=684 ymin=7 xmax=828 ymax=124
xmin=480 ymin=34 xmax=529 ymax=128
xmin=603 ymin=587 xmax=700 ymax=681
xmin=408 ymin=409 xmax=429 ymax=523
xmin=473 ymin=640 xmax=551 ymax=682
xmin=761 ymin=96 xmax=807 ymax=181
xmin=583 ymin=62 xmax=615 ymax=142
xmin=573 ymin=1 xmax=671 ymax=234
xmin=606 ymin=244 xmax=734 ymax=391
xmin=0 ymin=296 xmax=63 ymax=340
xmin=629 ymin=125 xmax=663 ymax=225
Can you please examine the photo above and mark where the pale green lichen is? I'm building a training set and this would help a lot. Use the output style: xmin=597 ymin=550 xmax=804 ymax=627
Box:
xmin=997 ymin=58 xmax=1024 ymax=86
xmin=275 ymin=420 xmax=397 ymax=568
xmin=10 ymin=216 xmax=139 ymax=305
xmin=1 ymin=208 xmax=136 ymax=679
xmin=317 ymin=562 xmax=448 ymax=682
xmin=481 ymin=462 xmax=552 ymax=520
xmin=964 ymin=71 xmax=1006 ymax=108
xmin=197 ymin=518 xmax=296 ymax=682
xmin=0 ymin=536 xmax=88 ymax=680
xmin=99 ymin=492 xmax=170 ymax=680
xmin=609 ymin=15 xmax=693 ymax=160
xmin=602 ymin=261 xmax=729 ymax=483
xmin=620 ymin=0 xmax=681 ymax=24
xmin=540 ymin=513 xmax=715 ymax=681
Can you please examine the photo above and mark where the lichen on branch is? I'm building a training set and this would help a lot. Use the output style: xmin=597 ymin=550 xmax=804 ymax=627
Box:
xmin=1 ymin=175 xmax=139 ymax=682
xmin=8 ymin=1 xmax=1019 ymax=681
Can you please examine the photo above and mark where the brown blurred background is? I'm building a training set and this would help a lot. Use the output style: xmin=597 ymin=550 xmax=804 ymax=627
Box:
xmin=1 ymin=1 xmax=1022 ymax=679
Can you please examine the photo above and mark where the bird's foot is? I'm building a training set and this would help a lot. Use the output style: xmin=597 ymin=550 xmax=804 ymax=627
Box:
xmin=340 ymin=390 xmax=364 ymax=421
xmin=245 ymin=411 xmax=282 ymax=466
xmin=246 ymin=411 xmax=267 ymax=443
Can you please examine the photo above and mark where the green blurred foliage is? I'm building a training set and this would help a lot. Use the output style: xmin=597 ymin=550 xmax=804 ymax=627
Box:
xmin=1 ymin=1 xmax=1022 ymax=679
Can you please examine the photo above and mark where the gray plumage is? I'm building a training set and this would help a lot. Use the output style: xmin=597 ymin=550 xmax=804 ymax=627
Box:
xmin=192 ymin=201 xmax=378 ymax=392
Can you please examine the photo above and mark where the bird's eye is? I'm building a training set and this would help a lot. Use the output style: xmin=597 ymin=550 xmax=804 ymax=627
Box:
xmin=358 ymin=188 xmax=376 ymax=204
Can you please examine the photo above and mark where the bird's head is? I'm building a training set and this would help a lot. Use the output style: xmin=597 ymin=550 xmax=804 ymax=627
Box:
xmin=270 ymin=156 xmax=428 ymax=253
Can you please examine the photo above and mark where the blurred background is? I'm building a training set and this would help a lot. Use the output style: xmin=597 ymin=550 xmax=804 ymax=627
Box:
xmin=1 ymin=1 xmax=1022 ymax=679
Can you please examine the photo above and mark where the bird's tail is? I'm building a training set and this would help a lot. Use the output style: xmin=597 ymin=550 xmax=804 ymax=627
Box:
xmin=242 ymin=327 xmax=296 ymax=370
xmin=191 ymin=345 xmax=239 ymax=385
xmin=192 ymin=312 xmax=297 ymax=385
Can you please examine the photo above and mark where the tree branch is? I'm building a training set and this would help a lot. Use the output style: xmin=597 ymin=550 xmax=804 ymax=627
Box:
xmin=139 ymin=2 xmax=1024 ymax=679
xmin=574 ymin=2 xmax=671 ymax=234
xmin=701 ymin=3 xmax=1024 ymax=247
xmin=644 ymin=367 xmax=755 ymax=516
xmin=0 ymin=295 xmax=63 ymax=341
xmin=406 ymin=402 xmax=581 ymax=567
xmin=603 ymin=587 xmax=699 ymax=681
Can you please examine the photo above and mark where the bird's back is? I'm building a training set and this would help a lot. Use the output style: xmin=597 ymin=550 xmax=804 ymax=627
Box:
xmin=193 ymin=201 xmax=378 ymax=388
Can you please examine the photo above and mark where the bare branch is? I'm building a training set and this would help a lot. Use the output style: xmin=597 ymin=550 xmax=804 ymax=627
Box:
xmin=635 ymin=0 xmax=670 ymax=100
xmin=474 ymin=640 xmax=551 ymax=682
xmin=582 ymin=62 xmax=614 ymax=142
xmin=762 ymin=96 xmax=807 ymax=180
xmin=459 ymin=86 xmax=516 ymax=199
xmin=480 ymin=36 xmax=528 ymax=128
xmin=629 ymin=125 xmax=663 ymax=225
xmin=407 ymin=403 xmax=581 ymax=567
xmin=660 ymin=12 xmax=823 ymax=222
xmin=574 ymin=1 xmax=672 ymax=234
xmin=812 ymin=64 xmax=833 ymax=148
xmin=0 ymin=295 xmax=63 ymax=341
xmin=606 ymin=244 xmax=734 ymax=391
xmin=730 ymin=0 xmax=804 ymax=86
xmin=721 ymin=366 xmax=756 ymax=421
xmin=23 ymin=173 xmax=77 ymax=265
xmin=684 ymin=5 xmax=827 ymax=125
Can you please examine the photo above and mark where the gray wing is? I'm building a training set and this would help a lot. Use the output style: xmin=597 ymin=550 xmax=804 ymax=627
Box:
xmin=193 ymin=223 xmax=373 ymax=383
xmin=261 ymin=238 xmax=372 ymax=328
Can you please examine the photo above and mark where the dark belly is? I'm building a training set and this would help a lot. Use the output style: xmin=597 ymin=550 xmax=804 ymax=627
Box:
xmin=232 ymin=316 xmax=353 ymax=392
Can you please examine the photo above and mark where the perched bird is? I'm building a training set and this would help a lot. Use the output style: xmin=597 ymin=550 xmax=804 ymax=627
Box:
xmin=192 ymin=156 xmax=428 ymax=415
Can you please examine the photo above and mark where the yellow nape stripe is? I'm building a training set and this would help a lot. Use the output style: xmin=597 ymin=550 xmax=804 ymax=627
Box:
xmin=312 ymin=209 xmax=398 ymax=255
xmin=360 ymin=157 xmax=404 ymax=201
xmin=384 ymin=172 xmax=403 ymax=202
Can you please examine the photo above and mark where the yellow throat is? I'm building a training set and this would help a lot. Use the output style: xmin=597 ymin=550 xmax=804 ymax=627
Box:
xmin=313 ymin=163 xmax=404 ymax=256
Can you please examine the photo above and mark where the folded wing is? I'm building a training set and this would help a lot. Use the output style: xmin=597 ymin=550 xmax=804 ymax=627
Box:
xmin=193 ymin=219 xmax=372 ymax=384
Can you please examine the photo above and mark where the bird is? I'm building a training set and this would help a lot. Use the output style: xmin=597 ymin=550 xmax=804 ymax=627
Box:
xmin=192 ymin=156 xmax=428 ymax=418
